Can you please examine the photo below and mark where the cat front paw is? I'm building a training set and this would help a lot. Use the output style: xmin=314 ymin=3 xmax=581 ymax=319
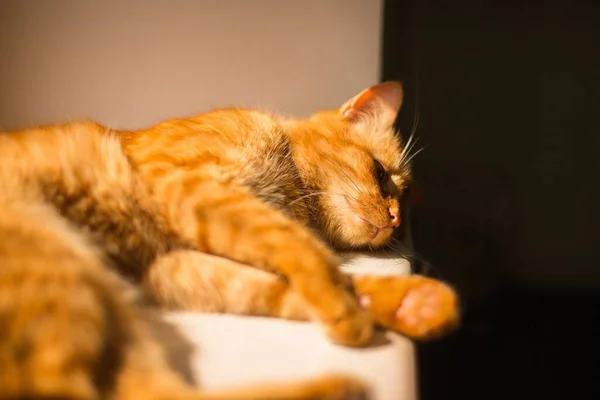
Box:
xmin=303 ymin=374 xmax=370 ymax=400
xmin=319 ymin=292 xmax=374 ymax=347
xmin=353 ymin=275 xmax=460 ymax=340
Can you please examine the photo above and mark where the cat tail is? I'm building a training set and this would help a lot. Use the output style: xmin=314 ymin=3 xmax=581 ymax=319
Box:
xmin=0 ymin=197 xmax=191 ymax=400
xmin=195 ymin=374 xmax=369 ymax=400
xmin=0 ymin=196 xmax=119 ymax=399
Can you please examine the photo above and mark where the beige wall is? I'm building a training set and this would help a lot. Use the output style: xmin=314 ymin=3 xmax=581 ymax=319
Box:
xmin=0 ymin=0 xmax=383 ymax=130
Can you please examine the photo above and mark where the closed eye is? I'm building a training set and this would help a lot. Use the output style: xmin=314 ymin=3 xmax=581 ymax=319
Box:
xmin=374 ymin=159 xmax=387 ymax=183
xmin=373 ymin=159 xmax=392 ymax=197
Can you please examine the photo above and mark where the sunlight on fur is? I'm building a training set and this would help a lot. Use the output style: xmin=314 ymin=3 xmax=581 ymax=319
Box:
xmin=0 ymin=81 xmax=459 ymax=399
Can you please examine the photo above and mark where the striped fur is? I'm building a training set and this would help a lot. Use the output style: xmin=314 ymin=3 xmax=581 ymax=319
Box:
xmin=0 ymin=82 xmax=458 ymax=399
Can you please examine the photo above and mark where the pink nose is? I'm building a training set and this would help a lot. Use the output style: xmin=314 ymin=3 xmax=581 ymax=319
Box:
xmin=386 ymin=209 xmax=401 ymax=228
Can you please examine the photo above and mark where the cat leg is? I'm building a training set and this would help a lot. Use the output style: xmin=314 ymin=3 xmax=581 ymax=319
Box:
xmin=352 ymin=275 xmax=461 ymax=340
xmin=144 ymin=250 xmax=310 ymax=320
xmin=168 ymin=183 xmax=372 ymax=346
xmin=95 ymin=263 xmax=371 ymax=400
xmin=104 ymin=257 xmax=370 ymax=400
xmin=145 ymin=250 xmax=459 ymax=340
xmin=0 ymin=201 xmax=363 ymax=400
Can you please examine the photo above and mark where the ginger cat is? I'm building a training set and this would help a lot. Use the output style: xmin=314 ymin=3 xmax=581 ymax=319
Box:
xmin=0 ymin=81 xmax=459 ymax=399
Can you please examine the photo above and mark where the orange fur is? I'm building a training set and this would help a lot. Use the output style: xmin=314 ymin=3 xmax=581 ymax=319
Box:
xmin=0 ymin=81 xmax=459 ymax=399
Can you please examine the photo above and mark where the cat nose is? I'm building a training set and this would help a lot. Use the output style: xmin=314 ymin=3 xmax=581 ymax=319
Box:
xmin=386 ymin=209 xmax=401 ymax=228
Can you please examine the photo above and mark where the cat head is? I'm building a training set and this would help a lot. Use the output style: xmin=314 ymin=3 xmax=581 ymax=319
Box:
xmin=286 ymin=81 xmax=418 ymax=250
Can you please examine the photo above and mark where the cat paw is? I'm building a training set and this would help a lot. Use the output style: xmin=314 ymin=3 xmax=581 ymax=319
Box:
xmin=309 ymin=374 xmax=371 ymax=400
xmin=390 ymin=278 xmax=460 ymax=339
xmin=320 ymin=292 xmax=374 ymax=347
xmin=354 ymin=275 xmax=460 ymax=340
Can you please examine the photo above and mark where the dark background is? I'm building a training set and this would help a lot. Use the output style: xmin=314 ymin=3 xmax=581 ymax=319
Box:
xmin=382 ymin=0 xmax=600 ymax=398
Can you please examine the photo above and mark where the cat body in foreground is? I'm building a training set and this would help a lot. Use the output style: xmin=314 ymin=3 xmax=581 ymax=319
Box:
xmin=0 ymin=82 xmax=458 ymax=399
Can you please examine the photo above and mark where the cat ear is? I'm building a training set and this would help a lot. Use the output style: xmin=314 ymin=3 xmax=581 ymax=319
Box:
xmin=339 ymin=81 xmax=404 ymax=127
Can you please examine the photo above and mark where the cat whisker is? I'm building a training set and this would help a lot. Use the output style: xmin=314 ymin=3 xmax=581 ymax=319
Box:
xmin=400 ymin=146 xmax=425 ymax=170
xmin=385 ymin=236 xmax=447 ymax=279
xmin=399 ymin=131 xmax=415 ymax=167
xmin=286 ymin=191 xmax=327 ymax=208
xmin=386 ymin=237 xmax=413 ymax=257
xmin=324 ymin=158 xmax=369 ymax=199
xmin=332 ymin=166 xmax=363 ymax=194
xmin=399 ymin=76 xmax=422 ymax=171
xmin=411 ymin=73 xmax=421 ymax=138
xmin=399 ymin=134 xmax=420 ymax=171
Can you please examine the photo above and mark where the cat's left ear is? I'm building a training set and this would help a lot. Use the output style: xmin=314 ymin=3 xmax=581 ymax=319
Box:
xmin=339 ymin=81 xmax=404 ymax=128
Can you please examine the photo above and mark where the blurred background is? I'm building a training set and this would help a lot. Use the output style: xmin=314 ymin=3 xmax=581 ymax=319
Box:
xmin=0 ymin=0 xmax=383 ymax=129
xmin=1 ymin=0 xmax=598 ymax=399
xmin=383 ymin=0 xmax=599 ymax=398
